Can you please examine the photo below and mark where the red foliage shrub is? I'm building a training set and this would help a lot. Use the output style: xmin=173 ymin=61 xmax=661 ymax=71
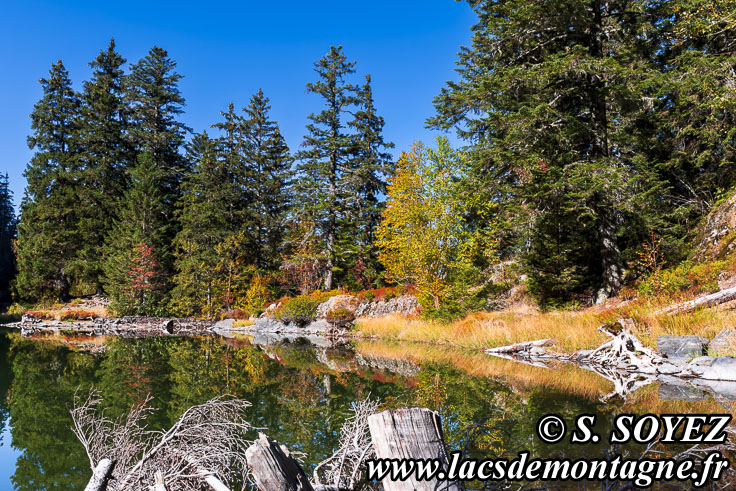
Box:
xmin=60 ymin=309 xmax=99 ymax=321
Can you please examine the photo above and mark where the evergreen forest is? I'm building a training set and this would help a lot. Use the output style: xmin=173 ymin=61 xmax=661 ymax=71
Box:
xmin=2 ymin=0 xmax=736 ymax=318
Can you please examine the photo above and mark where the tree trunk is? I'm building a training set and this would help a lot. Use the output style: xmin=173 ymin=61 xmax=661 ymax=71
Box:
xmin=245 ymin=433 xmax=314 ymax=491
xmin=367 ymin=408 xmax=461 ymax=491
xmin=595 ymin=202 xmax=623 ymax=304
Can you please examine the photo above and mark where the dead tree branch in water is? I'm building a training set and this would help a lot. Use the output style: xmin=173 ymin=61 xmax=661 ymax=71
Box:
xmin=313 ymin=397 xmax=380 ymax=490
xmin=71 ymin=388 xmax=252 ymax=491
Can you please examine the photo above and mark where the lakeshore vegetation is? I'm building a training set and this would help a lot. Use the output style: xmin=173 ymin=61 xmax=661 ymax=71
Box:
xmin=1 ymin=0 xmax=736 ymax=331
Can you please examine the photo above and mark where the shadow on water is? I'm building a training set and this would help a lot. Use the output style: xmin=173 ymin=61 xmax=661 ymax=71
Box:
xmin=0 ymin=330 xmax=732 ymax=489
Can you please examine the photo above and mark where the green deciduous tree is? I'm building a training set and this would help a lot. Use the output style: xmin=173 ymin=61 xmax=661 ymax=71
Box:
xmin=376 ymin=138 xmax=497 ymax=311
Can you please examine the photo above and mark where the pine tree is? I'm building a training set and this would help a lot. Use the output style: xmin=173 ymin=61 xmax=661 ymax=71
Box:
xmin=429 ymin=0 xmax=664 ymax=305
xmin=75 ymin=39 xmax=130 ymax=292
xmin=295 ymin=46 xmax=362 ymax=290
xmin=241 ymin=89 xmax=293 ymax=270
xmin=103 ymin=152 xmax=173 ymax=315
xmin=346 ymin=75 xmax=394 ymax=287
xmin=15 ymin=60 xmax=82 ymax=302
xmin=0 ymin=174 xmax=17 ymax=302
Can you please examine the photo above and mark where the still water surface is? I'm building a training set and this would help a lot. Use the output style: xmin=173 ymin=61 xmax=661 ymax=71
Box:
xmin=0 ymin=328 xmax=730 ymax=489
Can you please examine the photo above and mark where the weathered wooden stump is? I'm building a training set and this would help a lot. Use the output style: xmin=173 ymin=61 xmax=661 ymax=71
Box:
xmin=245 ymin=432 xmax=314 ymax=491
xmin=367 ymin=408 xmax=461 ymax=491
xmin=84 ymin=458 xmax=115 ymax=491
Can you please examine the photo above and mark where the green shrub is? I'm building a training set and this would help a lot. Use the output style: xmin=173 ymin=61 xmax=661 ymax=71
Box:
xmin=637 ymin=259 xmax=729 ymax=298
xmin=360 ymin=290 xmax=375 ymax=301
xmin=325 ymin=307 xmax=355 ymax=328
xmin=275 ymin=295 xmax=320 ymax=327
xmin=7 ymin=303 xmax=27 ymax=315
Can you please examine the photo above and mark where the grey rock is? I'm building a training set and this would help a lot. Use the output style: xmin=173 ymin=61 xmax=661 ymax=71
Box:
xmin=657 ymin=335 xmax=708 ymax=361
xmin=689 ymin=379 xmax=736 ymax=400
xmin=686 ymin=356 xmax=736 ymax=381
xmin=658 ymin=383 xmax=708 ymax=401
xmin=710 ymin=328 xmax=736 ymax=354
xmin=212 ymin=318 xmax=235 ymax=329
xmin=354 ymin=295 xmax=420 ymax=317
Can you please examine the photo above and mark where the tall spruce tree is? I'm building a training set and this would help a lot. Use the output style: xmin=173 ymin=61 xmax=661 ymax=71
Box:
xmin=211 ymin=102 xmax=247 ymax=234
xmin=429 ymin=0 xmax=664 ymax=305
xmin=0 ymin=174 xmax=16 ymax=302
xmin=76 ymin=39 xmax=130 ymax=292
xmin=169 ymin=132 xmax=234 ymax=316
xmin=346 ymin=75 xmax=394 ymax=287
xmin=15 ymin=60 xmax=82 ymax=302
xmin=241 ymin=89 xmax=293 ymax=269
xmin=103 ymin=45 xmax=188 ymax=312
xmin=295 ymin=46 xmax=364 ymax=290
xmin=125 ymin=46 xmax=189 ymax=205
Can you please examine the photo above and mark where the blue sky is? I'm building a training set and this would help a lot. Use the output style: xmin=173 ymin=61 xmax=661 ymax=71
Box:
xmin=0 ymin=0 xmax=475 ymax=209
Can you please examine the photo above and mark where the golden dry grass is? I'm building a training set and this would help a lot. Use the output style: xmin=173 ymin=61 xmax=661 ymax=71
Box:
xmin=355 ymin=298 xmax=736 ymax=354
xmin=355 ymin=340 xmax=613 ymax=401
xmin=356 ymin=311 xmax=607 ymax=353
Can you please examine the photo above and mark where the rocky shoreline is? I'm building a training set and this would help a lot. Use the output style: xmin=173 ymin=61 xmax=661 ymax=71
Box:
xmin=487 ymin=319 xmax=736 ymax=401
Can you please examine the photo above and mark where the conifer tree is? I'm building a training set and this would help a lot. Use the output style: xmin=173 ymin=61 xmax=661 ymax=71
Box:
xmin=346 ymin=75 xmax=394 ymax=287
xmin=241 ymin=89 xmax=293 ymax=270
xmin=76 ymin=39 xmax=130 ymax=292
xmin=103 ymin=152 xmax=172 ymax=315
xmin=15 ymin=60 xmax=81 ymax=302
xmin=211 ymin=102 xmax=247 ymax=234
xmin=295 ymin=46 xmax=362 ymax=290
xmin=169 ymin=132 xmax=234 ymax=316
xmin=125 ymin=46 xmax=189 ymax=205
xmin=429 ymin=0 xmax=663 ymax=305
xmin=0 ymin=174 xmax=17 ymax=302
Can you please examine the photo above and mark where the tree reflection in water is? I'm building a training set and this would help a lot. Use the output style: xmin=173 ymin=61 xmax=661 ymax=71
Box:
xmin=0 ymin=332 xmax=731 ymax=490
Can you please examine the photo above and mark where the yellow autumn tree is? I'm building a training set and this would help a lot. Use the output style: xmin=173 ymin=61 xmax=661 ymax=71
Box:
xmin=376 ymin=138 xmax=497 ymax=310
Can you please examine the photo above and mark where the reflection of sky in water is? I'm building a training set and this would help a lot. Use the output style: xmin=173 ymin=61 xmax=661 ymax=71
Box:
xmin=0 ymin=422 xmax=19 ymax=489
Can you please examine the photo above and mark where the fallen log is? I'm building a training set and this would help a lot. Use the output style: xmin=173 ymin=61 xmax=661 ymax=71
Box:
xmin=486 ymin=338 xmax=552 ymax=354
xmin=367 ymin=408 xmax=461 ymax=491
xmin=84 ymin=459 xmax=115 ymax=491
xmin=655 ymin=285 xmax=736 ymax=315
xmin=245 ymin=433 xmax=314 ymax=491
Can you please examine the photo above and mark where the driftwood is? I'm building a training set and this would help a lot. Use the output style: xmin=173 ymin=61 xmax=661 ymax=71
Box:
xmin=71 ymin=390 xmax=251 ymax=491
xmin=154 ymin=470 xmax=168 ymax=491
xmin=486 ymin=338 xmax=552 ymax=354
xmin=84 ymin=458 xmax=115 ymax=491
xmin=245 ymin=433 xmax=314 ymax=491
xmin=313 ymin=398 xmax=379 ymax=490
xmin=367 ymin=408 xmax=461 ymax=491
xmin=655 ymin=285 xmax=736 ymax=315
